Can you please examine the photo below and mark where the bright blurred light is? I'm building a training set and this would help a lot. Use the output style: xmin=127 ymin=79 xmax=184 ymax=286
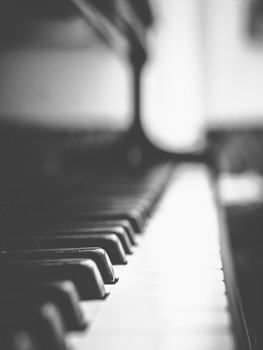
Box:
xmin=143 ymin=0 xmax=204 ymax=151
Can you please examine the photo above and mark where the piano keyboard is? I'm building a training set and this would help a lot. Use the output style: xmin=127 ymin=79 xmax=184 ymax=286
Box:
xmin=68 ymin=163 xmax=235 ymax=350
xmin=0 ymin=163 xmax=236 ymax=350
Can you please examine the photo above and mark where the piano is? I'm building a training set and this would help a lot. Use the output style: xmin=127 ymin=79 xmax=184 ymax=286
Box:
xmin=0 ymin=1 xmax=259 ymax=349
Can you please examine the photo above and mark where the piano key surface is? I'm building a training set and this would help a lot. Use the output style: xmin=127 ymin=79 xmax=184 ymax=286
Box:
xmin=67 ymin=164 xmax=235 ymax=350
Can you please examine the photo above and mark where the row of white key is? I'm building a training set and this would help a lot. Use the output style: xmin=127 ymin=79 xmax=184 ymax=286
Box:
xmin=68 ymin=164 xmax=236 ymax=350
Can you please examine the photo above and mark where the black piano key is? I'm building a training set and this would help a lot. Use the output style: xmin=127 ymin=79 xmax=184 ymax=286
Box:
xmin=0 ymin=280 xmax=86 ymax=331
xmin=0 ymin=259 xmax=107 ymax=300
xmin=33 ymin=302 xmax=67 ymax=350
xmin=43 ymin=226 xmax=133 ymax=254
xmin=41 ymin=234 xmax=128 ymax=265
xmin=0 ymin=329 xmax=37 ymax=350
xmin=42 ymin=219 xmax=137 ymax=245
xmin=0 ymin=247 xmax=117 ymax=284
xmin=63 ymin=196 xmax=151 ymax=212
xmin=4 ymin=234 xmax=127 ymax=265
xmin=3 ymin=206 xmax=144 ymax=233
xmin=4 ymin=219 xmax=137 ymax=246
xmin=0 ymin=301 xmax=67 ymax=350
xmin=55 ymin=201 xmax=150 ymax=222
xmin=49 ymin=209 xmax=144 ymax=233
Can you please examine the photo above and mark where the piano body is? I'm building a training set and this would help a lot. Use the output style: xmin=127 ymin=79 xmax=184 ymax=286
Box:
xmin=0 ymin=1 xmax=261 ymax=349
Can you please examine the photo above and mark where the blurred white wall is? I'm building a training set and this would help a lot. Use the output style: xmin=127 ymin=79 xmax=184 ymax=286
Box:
xmin=144 ymin=0 xmax=263 ymax=149
xmin=143 ymin=0 xmax=204 ymax=150
xmin=202 ymin=0 xmax=263 ymax=127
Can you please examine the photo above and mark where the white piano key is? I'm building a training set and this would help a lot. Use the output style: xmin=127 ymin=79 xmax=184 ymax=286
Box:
xmin=104 ymin=293 xmax=228 ymax=312
xmin=116 ymin=267 xmax=225 ymax=281
xmin=87 ymin=311 xmax=231 ymax=335
xmin=69 ymin=334 xmax=235 ymax=350
xmin=67 ymin=165 xmax=236 ymax=350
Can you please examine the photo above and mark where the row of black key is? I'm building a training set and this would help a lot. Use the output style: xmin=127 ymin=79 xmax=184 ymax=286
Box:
xmin=0 ymin=163 xmax=173 ymax=350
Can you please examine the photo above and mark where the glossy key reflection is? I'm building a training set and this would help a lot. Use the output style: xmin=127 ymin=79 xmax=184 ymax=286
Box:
xmin=0 ymin=247 xmax=117 ymax=284
xmin=0 ymin=259 xmax=107 ymax=300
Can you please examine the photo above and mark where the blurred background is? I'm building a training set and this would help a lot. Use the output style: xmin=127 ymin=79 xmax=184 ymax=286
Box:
xmin=0 ymin=0 xmax=263 ymax=153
